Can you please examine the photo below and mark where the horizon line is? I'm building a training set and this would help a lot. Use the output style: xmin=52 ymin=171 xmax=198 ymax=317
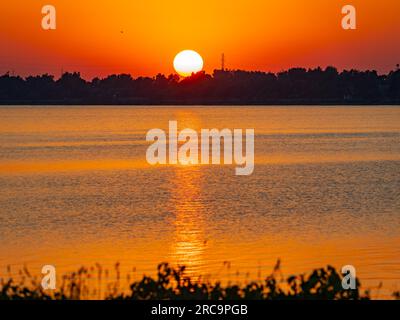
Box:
xmin=2 ymin=65 xmax=400 ymax=81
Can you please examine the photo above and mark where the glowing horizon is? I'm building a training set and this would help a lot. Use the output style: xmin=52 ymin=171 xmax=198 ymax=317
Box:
xmin=1 ymin=0 xmax=399 ymax=79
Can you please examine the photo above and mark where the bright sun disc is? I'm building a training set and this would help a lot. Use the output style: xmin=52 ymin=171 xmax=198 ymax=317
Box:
xmin=173 ymin=50 xmax=204 ymax=77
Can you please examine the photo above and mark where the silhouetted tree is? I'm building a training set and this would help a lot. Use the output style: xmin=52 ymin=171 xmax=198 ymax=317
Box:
xmin=0 ymin=67 xmax=399 ymax=104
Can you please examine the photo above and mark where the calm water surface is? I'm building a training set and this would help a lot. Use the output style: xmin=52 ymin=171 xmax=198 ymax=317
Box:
xmin=0 ymin=106 xmax=399 ymax=297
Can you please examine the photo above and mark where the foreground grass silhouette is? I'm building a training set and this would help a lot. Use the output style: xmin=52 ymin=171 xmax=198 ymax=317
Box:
xmin=1 ymin=262 xmax=397 ymax=300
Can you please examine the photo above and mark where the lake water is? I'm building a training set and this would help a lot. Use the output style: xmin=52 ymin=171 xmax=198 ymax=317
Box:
xmin=0 ymin=106 xmax=399 ymax=298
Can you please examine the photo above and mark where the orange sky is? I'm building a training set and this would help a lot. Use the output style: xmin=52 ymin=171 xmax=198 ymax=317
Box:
xmin=1 ymin=0 xmax=399 ymax=79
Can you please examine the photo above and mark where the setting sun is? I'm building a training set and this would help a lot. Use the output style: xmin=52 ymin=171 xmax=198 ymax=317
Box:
xmin=173 ymin=50 xmax=204 ymax=77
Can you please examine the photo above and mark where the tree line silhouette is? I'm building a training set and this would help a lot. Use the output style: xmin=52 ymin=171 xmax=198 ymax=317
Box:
xmin=1 ymin=66 xmax=399 ymax=104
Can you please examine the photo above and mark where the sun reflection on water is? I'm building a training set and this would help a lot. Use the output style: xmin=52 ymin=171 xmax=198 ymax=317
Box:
xmin=168 ymin=165 xmax=206 ymax=280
